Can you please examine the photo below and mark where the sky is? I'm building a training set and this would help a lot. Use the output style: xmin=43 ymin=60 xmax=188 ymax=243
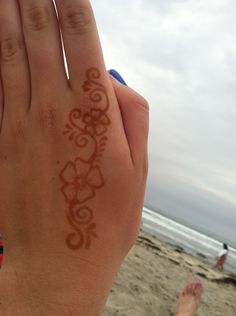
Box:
xmin=91 ymin=0 xmax=236 ymax=247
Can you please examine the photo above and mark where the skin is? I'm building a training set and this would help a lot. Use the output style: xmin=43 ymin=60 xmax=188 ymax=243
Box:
xmin=0 ymin=1 xmax=148 ymax=315
xmin=175 ymin=283 xmax=204 ymax=316
xmin=214 ymin=252 xmax=227 ymax=272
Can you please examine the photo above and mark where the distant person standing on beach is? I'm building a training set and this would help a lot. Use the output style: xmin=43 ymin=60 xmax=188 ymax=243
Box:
xmin=214 ymin=243 xmax=229 ymax=272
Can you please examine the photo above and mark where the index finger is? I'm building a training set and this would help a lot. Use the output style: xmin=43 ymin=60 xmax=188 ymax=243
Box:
xmin=55 ymin=0 xmax=106 ymax=90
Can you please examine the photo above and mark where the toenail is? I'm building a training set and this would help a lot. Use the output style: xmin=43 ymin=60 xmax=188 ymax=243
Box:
xmin=195 ymin=282 xmax=203 ymax=289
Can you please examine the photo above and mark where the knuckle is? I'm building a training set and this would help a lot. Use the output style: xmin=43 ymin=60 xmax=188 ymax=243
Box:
xmin=37 ymin=104 xmax=57 ymax=132
xmin=61 ymin=4 xmax=92 ymax=35
xmin=135 ymin=96 xmax=149 ymax=112
xmin=24 ymin=6 xmax=51 ymax=32
xmin=2 ymin=118 xmax=26 ymax=143
xmin=1 ymin=37 xmax=23 ymax=63
xmin=12 ymin=120 xmax=26 ymax=141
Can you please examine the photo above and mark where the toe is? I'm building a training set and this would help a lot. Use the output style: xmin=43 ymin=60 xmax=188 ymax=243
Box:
xmin=186 ymin=283 xmax=194 ymax=294
xmin=194 ymin=282 xmax=204 ymax=297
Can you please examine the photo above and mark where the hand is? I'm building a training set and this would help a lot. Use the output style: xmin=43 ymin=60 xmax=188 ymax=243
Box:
xmin=0 ymin=1 xmax=148 ymax=315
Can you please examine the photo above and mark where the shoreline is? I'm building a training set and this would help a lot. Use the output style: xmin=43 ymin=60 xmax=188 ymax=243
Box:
xmin=103 ymin=230 xmax=236 ymax=316
xmin=138 ymin=231 xmax=236 ymax=285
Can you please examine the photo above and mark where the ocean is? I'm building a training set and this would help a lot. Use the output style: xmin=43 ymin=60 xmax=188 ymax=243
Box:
xmin=142 ymin=207 xmax=236 ymax=276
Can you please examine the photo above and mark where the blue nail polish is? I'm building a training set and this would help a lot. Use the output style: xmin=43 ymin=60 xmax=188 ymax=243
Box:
xmin=0 ymin=236 xmax=3 ymax=269
xmin=108 ymin=69 xmax=127 ymax=86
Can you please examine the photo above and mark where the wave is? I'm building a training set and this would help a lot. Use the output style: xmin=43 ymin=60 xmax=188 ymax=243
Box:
xmin=142 ymin=207 xmax=236 ymax=275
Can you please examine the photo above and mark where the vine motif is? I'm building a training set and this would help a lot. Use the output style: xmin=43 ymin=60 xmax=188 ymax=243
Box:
xmin=60 ymin=68 xmax=110 ymax=250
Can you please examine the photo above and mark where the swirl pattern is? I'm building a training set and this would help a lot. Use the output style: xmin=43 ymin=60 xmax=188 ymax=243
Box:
xmin=60 ymin=68 xmax=110 ymax=250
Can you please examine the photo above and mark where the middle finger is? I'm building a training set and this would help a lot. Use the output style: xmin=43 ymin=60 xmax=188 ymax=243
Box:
xmin=18 ymin=0 xmax=68 ymax=100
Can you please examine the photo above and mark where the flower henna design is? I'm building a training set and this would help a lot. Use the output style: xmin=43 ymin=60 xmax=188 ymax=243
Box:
xmin=60 ymin=68 xmax=110 ymax=250
xmin=60 ymin=159 xmax=104 ymax=204
xmin=83 ymin=109 xmax=110 ymax=136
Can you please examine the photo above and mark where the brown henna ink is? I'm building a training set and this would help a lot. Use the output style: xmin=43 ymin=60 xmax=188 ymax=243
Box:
xmin=60 ymin=68 xmax=110 ymax=250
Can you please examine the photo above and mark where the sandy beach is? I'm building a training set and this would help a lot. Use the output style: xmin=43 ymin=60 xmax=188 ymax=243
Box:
xmin=103 ymin=231 xmax=236 ymax=316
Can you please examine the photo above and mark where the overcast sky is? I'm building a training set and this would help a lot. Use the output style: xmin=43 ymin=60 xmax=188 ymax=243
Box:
xmin=91 ymin=0 xmax=236 ymax=247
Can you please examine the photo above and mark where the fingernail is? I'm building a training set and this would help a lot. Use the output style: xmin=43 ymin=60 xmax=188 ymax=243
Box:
xmin=0 ymin=236 xmax=3 ymax=269
xmin=108 ymin=69 xmax=127 ymax=86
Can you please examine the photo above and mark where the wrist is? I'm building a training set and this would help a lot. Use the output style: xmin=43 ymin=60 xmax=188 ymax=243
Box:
xmin=0 ymin=265 xmax=108 ymax=316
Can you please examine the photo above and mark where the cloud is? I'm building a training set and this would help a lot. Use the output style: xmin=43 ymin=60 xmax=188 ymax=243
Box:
xmin=91 ymin=0 xmax=236 ymax=245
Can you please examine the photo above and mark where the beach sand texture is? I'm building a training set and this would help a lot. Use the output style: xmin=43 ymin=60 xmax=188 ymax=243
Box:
xmin=103 ymin=231 xmax=236 ymax=316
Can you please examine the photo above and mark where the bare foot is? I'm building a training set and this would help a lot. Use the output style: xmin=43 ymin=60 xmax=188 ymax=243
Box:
xmin=175 ymin=283 xmax=203 ymax=316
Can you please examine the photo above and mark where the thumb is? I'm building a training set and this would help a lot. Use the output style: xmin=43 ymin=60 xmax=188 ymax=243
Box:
xmin=109 ymin=70 xmax=149 ymax=168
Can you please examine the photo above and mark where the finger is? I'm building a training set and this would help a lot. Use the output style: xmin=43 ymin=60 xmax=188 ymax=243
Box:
xmin=0 ymin=0 xmax=30 ymax=120
xmin=18 ymin=0 xmax=68 ymax=99
xmin=110 ymin=76 xmax=149 ymax=168
xmin=54 ymin=0 xmax=106 ymax=90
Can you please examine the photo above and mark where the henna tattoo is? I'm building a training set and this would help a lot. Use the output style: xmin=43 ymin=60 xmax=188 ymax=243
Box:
xmin=60 ymin=68 xmax=110 ymax=250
